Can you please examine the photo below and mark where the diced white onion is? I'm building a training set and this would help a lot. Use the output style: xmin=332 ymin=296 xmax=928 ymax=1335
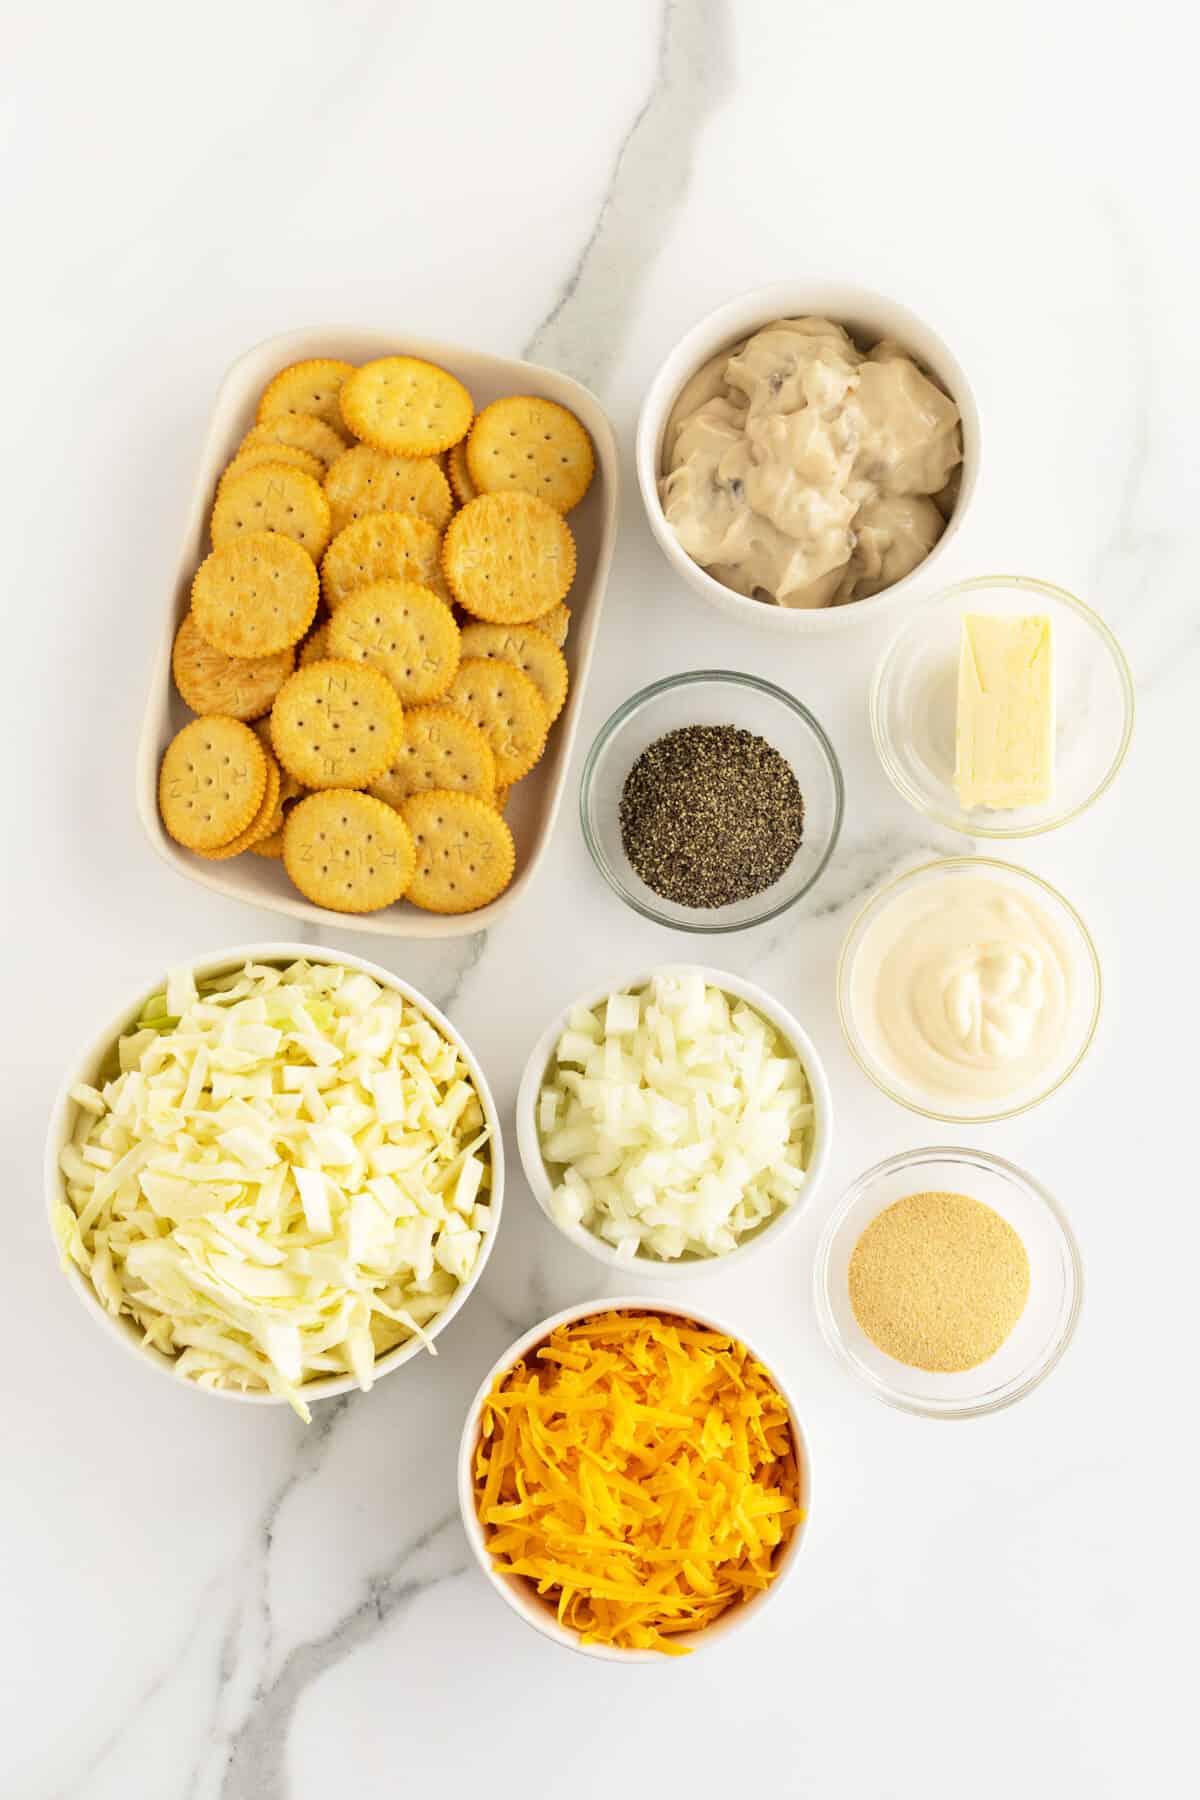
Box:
xmin=537 ymin=975 xmax=813 ymax=1262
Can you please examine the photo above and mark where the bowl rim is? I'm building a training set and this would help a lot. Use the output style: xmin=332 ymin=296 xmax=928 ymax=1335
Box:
xmin=44 ymin=940 xmax=505 ymax=1408
xmin=835 ymin=856 xmax=1103 ymax=1124
xmin=515 ymin=962 xmax=833 ymax=1277
xmin=579 ymin=668 xmax=845 ymax=932
xmin=869 ymin=573 xmax=1136 ymax=838
xmin=457 ymin=1293 xmax=811 ymax=1659
xmin=634 ymin=279 xmax=981 ymax=635
xmin=812 ymin=1144 xmax=1084 ymax=1418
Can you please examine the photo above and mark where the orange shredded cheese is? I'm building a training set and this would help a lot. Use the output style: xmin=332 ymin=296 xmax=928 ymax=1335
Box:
xmin=473 ymin=1309 xmax=803 ymax=1654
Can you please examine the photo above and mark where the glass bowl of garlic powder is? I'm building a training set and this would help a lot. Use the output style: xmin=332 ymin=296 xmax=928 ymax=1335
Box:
xmin=813 ymin=1146 xmax=1082 ymax=1418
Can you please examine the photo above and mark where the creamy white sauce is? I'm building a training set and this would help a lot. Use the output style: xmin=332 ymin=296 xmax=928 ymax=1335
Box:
xmin=851 ymin=875 xmax=1072 ymax=1104
xmin=659 ymin=317 xmax=962 ymax=609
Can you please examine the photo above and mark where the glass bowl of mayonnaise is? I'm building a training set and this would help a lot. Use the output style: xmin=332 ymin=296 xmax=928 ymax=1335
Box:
xmin=837 ymin=858 xmax=1101 ymax=1123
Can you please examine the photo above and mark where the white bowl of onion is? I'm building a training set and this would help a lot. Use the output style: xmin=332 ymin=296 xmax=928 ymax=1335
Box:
xmin=516 ymin=966 xmax=832 ymax=1277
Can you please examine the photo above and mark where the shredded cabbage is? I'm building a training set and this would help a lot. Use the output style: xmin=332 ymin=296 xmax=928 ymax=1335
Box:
xmin=56 ymin=960 xmax=493 ymax=1419
xmin=538 ymin=971 xmax=813 ymax=1261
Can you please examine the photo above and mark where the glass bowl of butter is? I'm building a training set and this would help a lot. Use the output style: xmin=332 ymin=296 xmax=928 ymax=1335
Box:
xmin=836 ymin=857 xmax=1102 ymax=1124
xmin=870 ymin=575 xmax=1134 ymax=837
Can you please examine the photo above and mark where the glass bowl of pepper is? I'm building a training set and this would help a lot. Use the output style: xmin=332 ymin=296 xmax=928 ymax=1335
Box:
xmin=580 ymin=669 xmax=844 ymax=931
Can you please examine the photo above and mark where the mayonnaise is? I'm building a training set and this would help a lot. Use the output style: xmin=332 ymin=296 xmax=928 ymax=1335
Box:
xmin=850 ymin=874 xmax=1073 ymax=1105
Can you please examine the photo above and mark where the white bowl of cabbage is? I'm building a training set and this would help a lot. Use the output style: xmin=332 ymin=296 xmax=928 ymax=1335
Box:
xmin=516 ymin=966 xmax=831 ymax=1275
xmin=46 ymin=944 xmax=503 ymax=1419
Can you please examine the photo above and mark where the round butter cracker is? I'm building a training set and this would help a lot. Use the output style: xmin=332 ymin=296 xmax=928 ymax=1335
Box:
xmin=459 ymin=620 xmax=568 ymax=723
xmin=219 ymin=442 xmax=324 ymax=488
xmin=340 ymin=356 xmax=472 ymax=458
xmin=369 ymin=703 xmax=495 ymax=810
xmin=467 ymin=395 xmax=594 ymax=512
xmin=401 ymin=789 xmax=515 ymax=914
xmin=191 ymin=531 xmax=319 ymax=659
xmin=172 ymin=613 xmax=294 ymax=720
xmin=324 ymin=446 xmax=453 ymax=539
xmin=158 ymin=716 xmax=267 ymax=852
xmin=257 ymin=358 xmax=355 ymax=431
xmin=196 ymin=750 xmax=282 ymax=860
xmin=327 ymin=579 xmax=459 ymax=705
xmin=444 ymin=655 xmax=547 ymax=785
xmin=211 ymin=462 xmax=331 ymax=559
xmin=322 ymin=511 xmax=449 ymax=611
xmin=270 ymin=658 xmax=403 ymax=789
xmin=241 ymin=414 xmax=347 ymax=470
xmin=442 ymin=492 xmax=575 ymax=623
xmin=283 ymin=789 xmax=415 ymax=914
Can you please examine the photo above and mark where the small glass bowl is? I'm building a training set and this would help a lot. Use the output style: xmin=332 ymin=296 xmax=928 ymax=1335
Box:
xmin=813 ymin=1146 xmax=1083 ymax=1418
xmin=870 ymin=575 xmax=1134 ymax=838
xmin=837 ymin=857 xmax=1101 ymax=1124
xmin=579 ymin=670 xmax=844 ymax=932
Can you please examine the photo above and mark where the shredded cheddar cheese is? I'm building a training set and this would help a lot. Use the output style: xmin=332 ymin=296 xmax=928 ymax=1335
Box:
xmin=473 ymin=1309 xmax=803 ymax=1654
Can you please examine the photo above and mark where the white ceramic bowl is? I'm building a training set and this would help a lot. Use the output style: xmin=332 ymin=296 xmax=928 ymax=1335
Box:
xmin=45 ymin=941 xmax=504 ymax=1408
xmin=516 ymin=965 xmax=832 ymax=1275
xmin=636 ymin=280 xmax=980 ymax=635
xmin=137 ymin=326 xmax=619 ymax=938
xmin=458 ymin=1295 xmax=810 ymax=1660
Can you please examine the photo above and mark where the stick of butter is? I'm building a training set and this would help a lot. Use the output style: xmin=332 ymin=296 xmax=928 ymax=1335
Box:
xmin=954 ymin=613 xmax=1054 ymax=809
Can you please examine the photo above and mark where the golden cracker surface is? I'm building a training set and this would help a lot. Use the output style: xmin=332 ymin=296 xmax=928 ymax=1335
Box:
xmin=442 ymin=491 xmax=575 ymax=622
xmin=466 ymin=395 xmax=594 ymax=512
xmin=447 ymin=439 xmax=477 ymax=504
xmin=270 ymin=658 xmax=403 ymax=789
xmin=241 ymin=415 xmax=347 ymax=470
xmin=323 ymin=446 xmax=453 ymax=538
xmin=537 ymin=601 xmax=570 ymax=648
xmin=252 ymin=716 xmax=305 ymax=804
xmin=321 ymin=511 xmax=449 ymax=612
xmin=257 ymin=359 xmax=355 ymax=430
xmin=219 ymin=442 xmax=324 ymax=486
xmin=340 ymin=357 xmax=472 ymax=458
xmin=250 ymin=827 xmax=285 ymax=859
xmin=327 ymin=579 xmax=460 ymax=706
xmin=283 ymin=789 xmax=415 ymax=913
xmin=196 ymin=752 xmax=282 ymax=859
xmin=443 ymin=655 xmax=547 ymax=785
xmin=298 ymin=621 xmax=332 ymax=667
xmin=368 ymin=703 xmax=495 ymax=810
xmin=191 ymin=531 xmax=318 ymax=659
xmin=401 ymin=789 xmax=515 ymax=913
xmin=211 ymin=462 xmax=332 ymax=559
xmin=172 ymin=614 xmax=294 ymax=720
xmin=158 ymin=716 xmax=267 ymax=852
xmin=458 ymin=620 xmax=568 ymax=722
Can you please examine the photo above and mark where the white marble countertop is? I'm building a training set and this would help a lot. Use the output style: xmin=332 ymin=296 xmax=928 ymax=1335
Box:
xmin=6 ymin=2 xmax=1195 ymax=1795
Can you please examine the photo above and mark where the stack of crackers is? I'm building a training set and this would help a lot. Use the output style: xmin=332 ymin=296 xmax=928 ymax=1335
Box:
xmin=159 ymin=354 xmax=594 ymax=914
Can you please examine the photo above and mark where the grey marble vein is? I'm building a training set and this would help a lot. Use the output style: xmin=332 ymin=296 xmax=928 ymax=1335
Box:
xmin=523 ymin=0 xmax=734 ymax=388
xmin=215 ymin=1514 xmax=467 ymax=1800
xmin=1088 ymin=193 xmax=1190 ymax=686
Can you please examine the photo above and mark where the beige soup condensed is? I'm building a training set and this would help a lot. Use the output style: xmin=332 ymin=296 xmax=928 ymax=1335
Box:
xmin=659 ymin=317 xmax=962 ymax=610
xmin=849 ymin=1190 xmax=1030 ymax=1373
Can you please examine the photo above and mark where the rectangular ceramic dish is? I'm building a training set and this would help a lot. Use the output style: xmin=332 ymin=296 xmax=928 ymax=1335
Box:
xmin=136 ymin=327 xmax=619 ymax=938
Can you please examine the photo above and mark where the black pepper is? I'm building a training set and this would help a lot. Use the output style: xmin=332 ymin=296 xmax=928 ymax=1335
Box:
xmin=618 ymin=724 xmax=804 ymax=908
